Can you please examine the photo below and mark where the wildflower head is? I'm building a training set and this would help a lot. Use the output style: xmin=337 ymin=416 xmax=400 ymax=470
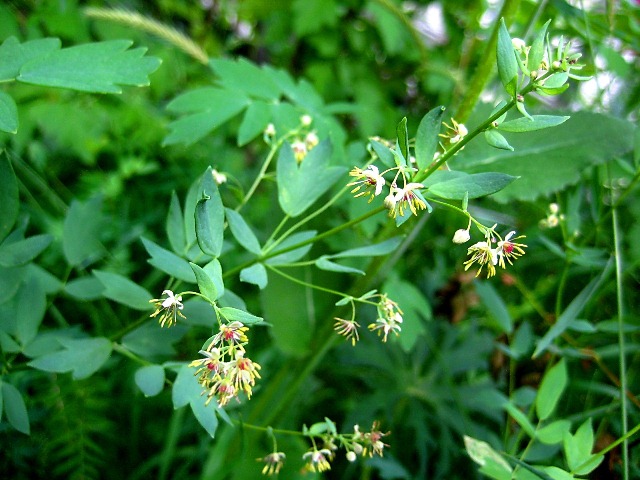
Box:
xmin=334 ymin=317 xmax=360 ymax=346
xmin=495 ymin=231 xmax=527 ymax=268
xmin=348 ymin=165 xmax=386 ymax=202
xmin=361 ymin=421 xmax=389 ymax=458
xmin=227 ymin=350 xmax=262 ymax=399
xmin=149 ymin=290 xmax=185 ymax=327
xmin=441 ymin=118 xmax=468 ymax=144
xmin=463 ymin=240 xmax=498 ymax=278
xmin=291 ymin=140 xmax=307 ymax=163
xmin=302 ymin=448 xmax=333 ymax=473
xmin=385 ymin=183 xmax=426 ymax=218
xmin=213 ymin=321 xmax=249 ymax=348
xmin=257 ymin=452 xmax=286 ymax=476
xmin=368 ymin=294 xmax=403 ymax=342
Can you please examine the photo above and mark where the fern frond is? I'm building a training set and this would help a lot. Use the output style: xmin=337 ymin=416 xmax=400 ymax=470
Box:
xmin=84 ymin=7 xmax=209 ymax=65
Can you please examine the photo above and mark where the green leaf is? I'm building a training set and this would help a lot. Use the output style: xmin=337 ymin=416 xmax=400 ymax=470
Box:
xmin=0 ymin=90 xmax=18 ymax=133
xmin=564 ymin=419 xmax=596 ymax=473
xmin=204 ymin=259 xmax=224 ymax=298
xmin=166 ymin=192 xmax=187 ymax=255
xmin=485 ymin=129 xmax=514 ymax=151
xmin=528 ymin=20 xmax=551 ymax=72
xmin=189 ymin=262 xmax=218 ymax=301
xmin=134 ymin=365 xmax=165 ymax=397
xmin=293 ymin=0 xmax=340 ymax=36
xmin=18 ymin=39 xmax=161 ymax=93
xmin=330 ymin=237 xmax=403 ymax=259
xmin=217 ymin=307 xmax=263 ymax=325
xmin=498 ymin=115 xmax=570 ymax=132
xmin=415 ymin=106 xmax=445 ymax=171
xmin=572 ymin=454 xmax=604 ymax=476
xmin=2 ymin=382 xmax=30 ymax=434
xmin=16 ymin=277 xmax=46 ymax=346
xmin=27 ymin=337 xmax=112 ymax=379
xmin=396 ymin=117 xmax=409 ymax=161
xmin=0 ymin=234 xmax=53 ymax=267
xmin=172 ymin=363 xmax=204 ymax=409
xmin=426 ymin=171 xmax=518 ymax=200
xmin=460 ymin=112 xmax=635 ymax=202
xmin=277 ymin=140 xmax=345 ymax=217
xmin=265 ymin=231 xmax=316 ymax=265
xmin=534 ymin=261 xmax=612 ymax=357
xmin=240 ymin=263 xmax=268 ymax=289
xmin=370 ymin=139 xmax=395 ymax=168
xmin=237 ymin=100 xmax=271 ymax=146
xmin=225 ymin=208 xmax=261 ymax=255
xmin=537 ymin=420 xmax=571 ymax=445
xmin=190 ymin=394 xmax=219 ymax=438
xmin=62 ymin=197 xmax=105 ymax=267
xmin=536 ymin=359 xmax=568 ymax=420
xmin=464 ymin=435 xmax=512 ymax=473
xmin=504 ymin=401 xmax=536 ymax=438
xmin=497 ymin=19 xmax=518 ymax=97
xmin=141 ymin=237 xmax=195 ymax=283
xmin=209 ymin=57 xmax=281 ymax=100
xmin=195 ymin=168 xmax=225 ymax=257
xmin=475 ymin=281 xmax=513 ymax=334
xmin=64 ymin=276 xmax=104 ymax=301
xmin=539 ymin=466 xmax=574 ymax=480
xmin=315 ymin=257 xmax=365 ymax=275
xmin=93 ymin=270 xmax=153 ymax=310
xmin=0 ymin=36 xmax=60 ymax=81
xmin=0 ymin=153 xmax=19 ymax=243
xmin=164 ymin=88 xmax=249 ymax=146
xmin=123 ymin=322 xmax=186 ymax=357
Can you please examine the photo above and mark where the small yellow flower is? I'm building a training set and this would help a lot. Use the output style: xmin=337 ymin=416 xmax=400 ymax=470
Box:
xmin=348 ymin=165 xmax=386 ymax=202
xmin=495 ymin=231 xmax=527 ymax=268
xmin=463 ymin=240 xmax=498 ymax=278
xmin=213 ymin=321 xmax=249 ymax=348
xmin=334 ymin=317 xmax=360 ymax=346
xmin=302 ymin=448 xmax=333 ymax=473
xmin=257 ymin=452 xmax=286 ymax=476
xmin=227 ymin=351 xmax=261 ymax=399
xmin=149 ymin=290 xmax=185 ymax=327
xmin=385 ymin=183 xmax=426 ymax=217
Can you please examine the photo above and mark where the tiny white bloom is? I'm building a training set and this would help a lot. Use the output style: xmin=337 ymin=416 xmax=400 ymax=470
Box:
xmin=512 ymin=37 xmax=526 ymax=52
xmin=211 ymin=169 xmax=227 ymax=185
xmin=301 ymin=114 xmax=313 ymax=126
xmin=161 ymin=290 xmax=184 ymax=310
xmin=452 ymin=228 xmax=471 ymax=244
xmin=264 ymin=123 xmax=276 ymax=136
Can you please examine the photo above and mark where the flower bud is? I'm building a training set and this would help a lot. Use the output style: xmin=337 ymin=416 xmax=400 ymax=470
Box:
xmin=301 ymin=114 xmax=312 ymax=126
xmin=265 ymin=123 xmax=276 ymax=136
xmin=346 ymin=451 xmax=357 ymax=462
xmin=452 ymin=228 xmax=471 ymax=244
xmin=511 ymin=37 xmax=526 ymax=52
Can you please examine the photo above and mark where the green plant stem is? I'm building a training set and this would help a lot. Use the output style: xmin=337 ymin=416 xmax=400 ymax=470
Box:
xmin=223 ymin=205 xmax=386 ymax=278
xmin=266 ymin=265 xmax=346 ymax=299
xmin=236 ymin=142 xmax=280 ymax=211
xmin=415 ymin=64 xmax=556 ymax=186
xmin=612 ymin=197 xmax=629 ymax=480
xmin=451 ymin=0 xmax=521 ymax=123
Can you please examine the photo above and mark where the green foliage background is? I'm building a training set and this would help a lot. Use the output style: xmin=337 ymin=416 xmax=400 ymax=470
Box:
xmin=0 ymin=1 xmax=639 ymax=479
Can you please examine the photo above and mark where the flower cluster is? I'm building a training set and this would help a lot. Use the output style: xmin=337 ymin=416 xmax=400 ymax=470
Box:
xmin=256 ymin=452 xmax=286 ymax=476
xmin=294 ymin=421 xmax=389 ymax=475
xmin=348 ymin=163 xmax=427 ymax=218
xmin=461 ymin=229 xmax=527 ymax=278
xmin=149 ymin=290 xmax=185 ymax=327
xmin=334 ymin=292 xmax=404 ymax=345
xmin=539 ymin=202 xmax=564 ymax=229
xmin=189 ymin=320 xmax=261 ymax=407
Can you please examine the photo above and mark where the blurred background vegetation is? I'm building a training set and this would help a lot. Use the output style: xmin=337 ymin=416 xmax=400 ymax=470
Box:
xmin=0 ymin=0 xmax=638 ymax=479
